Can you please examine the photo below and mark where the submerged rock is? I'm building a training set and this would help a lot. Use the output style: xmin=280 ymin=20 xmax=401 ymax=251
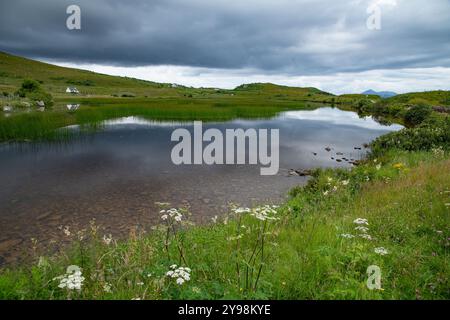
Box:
xmin=290 ymin=169 xmax=313 ymax=177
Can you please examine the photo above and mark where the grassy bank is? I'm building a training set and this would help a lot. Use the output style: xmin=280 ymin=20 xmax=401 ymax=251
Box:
xmin=0 ymin=131 xmax=448 ymax=299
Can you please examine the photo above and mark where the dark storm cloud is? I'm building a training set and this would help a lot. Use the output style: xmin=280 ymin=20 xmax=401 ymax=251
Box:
xmin=0 ymin=0 xmax=449 ymax=75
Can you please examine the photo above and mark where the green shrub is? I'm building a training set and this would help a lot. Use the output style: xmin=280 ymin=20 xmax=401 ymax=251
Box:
xmin=371 ymin=116 xmax=450 ymax=154
xmin=28 ymin=90 xmax=53 ymax=107
xmin=14 ymin=79 xmax=53 ymax=107
xmin=404 ymin=104 xmax=432 ymax=125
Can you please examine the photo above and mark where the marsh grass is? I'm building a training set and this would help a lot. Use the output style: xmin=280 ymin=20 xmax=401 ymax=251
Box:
xmin=0 ymin=97 xmax=313 ymax=142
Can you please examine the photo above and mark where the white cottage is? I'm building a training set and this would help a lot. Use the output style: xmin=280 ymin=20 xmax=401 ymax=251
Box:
xmin=66 ymin=87 xmax=80 ymax=94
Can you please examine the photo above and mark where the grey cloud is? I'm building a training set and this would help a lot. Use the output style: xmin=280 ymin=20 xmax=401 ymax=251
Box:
xmin=0 ymin=0 xmax=449 ymax=75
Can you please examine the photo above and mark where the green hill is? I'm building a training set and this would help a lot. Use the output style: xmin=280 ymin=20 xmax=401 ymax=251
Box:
xmin=385 ymin=90 xmax=450 ymax=106
xmin=0 ymin=51 xmax=178 ymax=97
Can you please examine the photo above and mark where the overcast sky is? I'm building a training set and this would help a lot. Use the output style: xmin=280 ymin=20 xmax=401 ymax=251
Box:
xmin=1 ymin=0 xmax=449 ymax=94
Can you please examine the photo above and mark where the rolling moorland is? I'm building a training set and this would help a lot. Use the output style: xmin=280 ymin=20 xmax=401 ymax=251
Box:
xmin=0 ymin=52 xmax=449 ymax=299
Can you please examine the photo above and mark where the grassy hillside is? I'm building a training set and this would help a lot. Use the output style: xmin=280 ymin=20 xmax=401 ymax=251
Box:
xmin=0 ymin=51 xmax=176 ymax=97
xmin=385 ymin=91 xmax=450 ymax=106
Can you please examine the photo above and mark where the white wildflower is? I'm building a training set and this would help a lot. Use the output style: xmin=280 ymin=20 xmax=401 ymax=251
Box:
xmin=376 ymin=164 xmax=382 ymax=171
xmin=166 ymin=265 xmax=191 ymax=285
xmin=211 ymin=216 xmax=218 ymax=223
xmin=323 ymin=190 xmax=329 ymax=196
xmin=359 ymin=234 xmax=373 ymax=240
xmin=233 ymin=207 xmax=251 ymax=214
xmin=250 ymin=205 xmax=279 ymax=221
xmin=227 ymin=234 xmax=244 ymax=241
xmin=355 ymin=226 xmax=369 ymax=233
xmin=341 ymin=180 xmax=350 ymax=186
xmin=353 ymin=218 xmax=369 ymax=225
xmin=103 ymin=283 xmax=112 ymax=293
xmin=374 ymin=247 xmax=389 ymax=255
xmin=340 ymin=233 xmax=355 ymax=239
xmin=103 ymin=234 xmax=113 ymax=245
xmin=63 ymin=226 xmax=71 ymax=237
xmin=53 ymin=265 xmax=85 ymax=291
xmin=161 ymin=208 xmax=183 ymax=222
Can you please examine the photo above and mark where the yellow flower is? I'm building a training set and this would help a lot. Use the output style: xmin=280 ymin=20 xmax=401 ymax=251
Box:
xmin=393 ymin=163 xmax=405 ymax=169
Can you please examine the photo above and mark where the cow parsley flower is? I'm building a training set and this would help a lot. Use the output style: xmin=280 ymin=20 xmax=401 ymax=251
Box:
xmin=103 ymin=234 xmax=113 ymax=245
xmin=340 ymin=233 xmax=355 ymax=239
xmin=353 ymin=218 xmax=369 ymax=225
xmin=53 ymin=265 xmax=85 ymax=291
xmin=161 ymin=208 xmax=183 ymax=223
xmin=251 ymin=205 xmax=279 ymax=221
xmin=341 ymin=180 xmax=350 ymax=186
xmin=61 ymin=226 xmax=71 ymax=237
xmin=227 ymin=234 xmax=244 ymax=241
xmin=355 ymin=226 xmax=369 ymax=233
xmin=166 ymin=265 xmax=191 ymax=285
xmin=374 ymin=247 xmax=389 ymax=255
xmin=359 ymin=234 xmax=373 ymax=240
xmin=232 ymin=207 xmax=252 ymax=214
xmin=103 ymin=283 xmax=112 ymax=293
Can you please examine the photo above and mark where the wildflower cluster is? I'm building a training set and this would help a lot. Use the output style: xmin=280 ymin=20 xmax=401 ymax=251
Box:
xmin=251 ymin=205 xmax=279 ymax=221
xmin=229 ymin=205 xmax=279 ymax=221
xmin=53 ymin=265 xmax=85 ymax=290
xmin=166 ymin=265 xmax=191 ymax=285
xmin=323 ymin=177 xmax=351 ymax=196
xmin=374 ymin=247 xmax=389 ymax=256
xmin=432 ymin=146 xmax=445 ymax=158
xmin=160 ymin=208 xmax=183 ymax=222
xmin=341 ymin=218 xmax=390 ymax=258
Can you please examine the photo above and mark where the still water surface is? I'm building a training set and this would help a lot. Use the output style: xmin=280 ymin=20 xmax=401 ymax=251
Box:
xmin=0 ymin=107 xmax=402 ymax=264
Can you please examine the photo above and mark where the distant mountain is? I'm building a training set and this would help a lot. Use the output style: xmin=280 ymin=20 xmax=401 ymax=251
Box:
xmin=362 ymin=89 xmax=397 ymax=98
